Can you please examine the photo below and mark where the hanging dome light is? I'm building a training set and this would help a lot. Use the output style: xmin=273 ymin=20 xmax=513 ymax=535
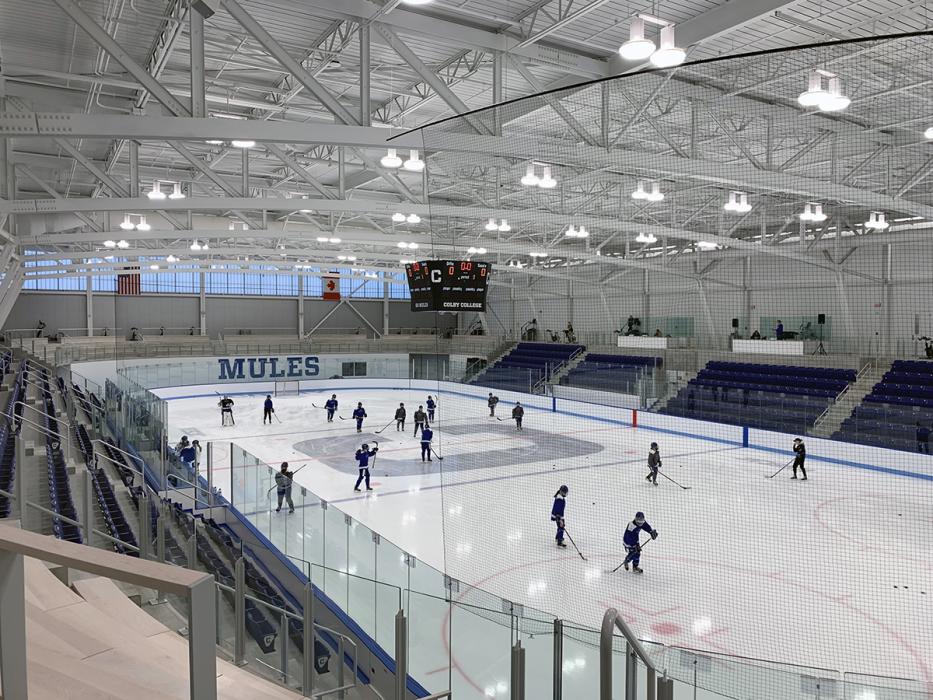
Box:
xmin=380 ymin=148 xmax=403 ymax=168
xmin=190 ymin=240 xmax=202 ymax=251
xmin=231 ymin=139 xmax=255 ymax=149
xmin=724 ymin=191 xmax=738 ymax=212
xmin=166 ymin=254 xmax=178 ymax=263
xmin=697 ymin=241 xmax=719 ymax=251
xmin=168 ymin=182 xmax=185 ymax=200
xmin=636 ymin=232 xmax=658 ymax=244
xmin=925 ymin=126 xmax=933 ymax=140
xmin=202 ymin=242 xmax=209 ymax=250
xmin=467 ymin=247 xmax=477 ymax=254
xmin=649 ymin=25 xmax=685 ymax=68
xmin=149 ymin=264 xmax=160 ymax=270
xmin=538 ymin=166 xmax=557 ymax=189
xmin=406 ymin=213 xmax=421 ymax=224
xmin=103 ymin=240 xmax=116 ymax=248
xmin=645 ymin=181 xmax=665 ymax=202
xmin=631 ymin=180 xmax=648 ymax=200
xmin=818 ymin=76 xmax=850 ymax=112
xmin=146 ymin=180 xmax=166 ymax=200
xmin=798 ymin=70 xmax=827 ymax=107
xmin=576 ymin=225 xmax=589 ymax=238
xmin=520 ymin=164 xmax=540 ymax=187
xmin=329 ymin=237 xmax=341 ymax=244
xmin=865 ymin=211 xmax=889 ymax=230
xmin=475 ymin=247 xmax=487 ymax=254
xmin=135 ymin=217 xmax=151 ymax=232
xmin=116 ymin=239 xmax=130 ymax=249
xmin=392 ymin=212 xmax=407 ymax=223
xmin=119 ymin=215 xmax=135 ymax=231
xmin=565 ymin=225 xmax=578 ymax=237
xmin=316 ymin=236 xmax=329 ymax=242
xmin=498 ymin=219 xmax=511 ymax=232
xmin=618 ymin=17 xmax=656 ymax=61
xmin=403 ymin=149 xmax=424 ymax=172
xmin=485 ymin=218 xmax=498 ymax=232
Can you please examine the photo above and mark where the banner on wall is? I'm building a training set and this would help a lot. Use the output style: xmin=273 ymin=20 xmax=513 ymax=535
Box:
xmin=117 ymin=266 xmax=141 ymax=295
xmin=322 ymin=275 xmax=340 ymax=301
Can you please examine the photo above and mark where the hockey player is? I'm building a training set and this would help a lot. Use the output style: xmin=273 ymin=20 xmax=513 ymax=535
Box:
xmin=426 ymin=396 xmax=436 ymax=422
xmin=488 ymin=392 xmax=499 ymax=417
xmin=645 ymin=442 xmax=661 ymax=486
xmin=622 ymin=512 xmax=658 ymax=574
xmin=274 ymin=462 xmax=295 ymax=513
xmin=791 ymin=438 xmax=807 ymax=480
xmin=420 ymin=425 xmax=434 ymax=462
xmin=395 ymin=403 xmax=407 ymax=432
xmin=551 ymin=485 xmax=568 ymax=548
xmin=263 ymin=395 xmax=274 ymax=424
xmin=218 ymin=395 xmax=235 ymax=426
xmin=174 ymin=435 xmax=190 ymax=455
xmin=353 ymin=402 xmax=367 ymax=433
xmin=512 ymin=402 xmax=524 ymax=430
xmin=354 ymin=443 xmax=378 ymax=491
xmin=178 ymin=441 xmax=198 ymax=475
xmin=413 ymin=405 xmax=428 ymax=437
xmin=325 ymin=394 xmax=338 ymax=422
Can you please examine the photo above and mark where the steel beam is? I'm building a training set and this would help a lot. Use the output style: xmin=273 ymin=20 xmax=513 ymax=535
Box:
xmin=190 ymin=8 xmax=207 ymax=118
xmin=375 ymin=24 xmax=492 ymax=136
xmin=360 ymin=25 xmax=371 ymax=127
xmin=54 ymin=139 xmax=129 ymax=197
xmin=51 ymin=0 xmax=190 ymax=116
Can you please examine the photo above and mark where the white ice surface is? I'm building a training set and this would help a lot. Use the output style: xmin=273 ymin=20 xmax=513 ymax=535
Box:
xmin=163 ymin=384 xmax=933 ymax=699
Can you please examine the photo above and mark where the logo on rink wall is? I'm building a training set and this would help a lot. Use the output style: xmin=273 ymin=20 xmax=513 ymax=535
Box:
xmin=217 ymin=356 xmax=320 ymax=380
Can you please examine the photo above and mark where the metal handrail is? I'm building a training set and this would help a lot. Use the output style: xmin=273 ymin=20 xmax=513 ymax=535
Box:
xmin=601 ymin=608 xmax=659 ymax=700
xmin=811 ymin=359 xmax=876 ymax=431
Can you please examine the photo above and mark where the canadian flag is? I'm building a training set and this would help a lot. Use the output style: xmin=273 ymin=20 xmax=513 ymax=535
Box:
xmin=323 ymin=275 xmax=340 ymax=301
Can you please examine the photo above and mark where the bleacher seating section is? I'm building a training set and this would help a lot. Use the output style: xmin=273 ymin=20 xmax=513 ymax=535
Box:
xmin=833 ymin=359 xmax=933 ymax=452
xmin=473 ymin=342 xmax=584 ymax=392
xmin=91 ymin=466 xmax=138 ymax=554
xmin=664 ymin=361 xmax=856 ymax=434
xmin=0 ymin=365 xmax=24 ymax=517
xmin=560 ymin=354 xmax=661 ymax=392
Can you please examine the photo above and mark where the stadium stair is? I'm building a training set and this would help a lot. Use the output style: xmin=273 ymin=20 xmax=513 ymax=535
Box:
xmin=547 ymin=349 xmax=590 ymax=385
xmin=21 ymin=554 xmax=306 ymax=699
xmin=471 ymin=341 xmax=584 ymax=393
xmin=809 ymin=360 xmax=890 ymax=438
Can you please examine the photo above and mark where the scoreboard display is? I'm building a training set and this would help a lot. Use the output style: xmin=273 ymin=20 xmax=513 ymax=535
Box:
xmin=405 ymin=260 xmax=491 ymax=312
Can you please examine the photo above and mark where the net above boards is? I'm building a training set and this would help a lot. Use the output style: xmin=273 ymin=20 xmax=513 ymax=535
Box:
xmin=274 ymin=380 xmax=300 ymax=396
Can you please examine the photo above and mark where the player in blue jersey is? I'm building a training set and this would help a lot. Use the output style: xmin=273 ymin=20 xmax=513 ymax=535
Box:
xmin=645 ymin=442 xmax=661 ymax=486
xmin=551 ymin=485 xmax=568 ymax=548
xmin=420 ymin=426 xmax=434 ymax=462
xmin=353 ymin=402 xmax=367 ymax=433
xmin=426 ymin=396 xmax=436 ymax=422
xmin=263 ymin=395 xmax=274 ymax=424
xmin=354 ymin=443 xmax=378 ymax=491
xmin=324 ymin=394 xmax=338 ymax=422
xmin=622 ymin=512 xmax=658 ymax=574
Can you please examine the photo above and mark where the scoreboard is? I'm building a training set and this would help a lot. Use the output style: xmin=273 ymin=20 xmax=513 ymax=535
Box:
xmin=405 ymin=260 xmax=491 ymax=312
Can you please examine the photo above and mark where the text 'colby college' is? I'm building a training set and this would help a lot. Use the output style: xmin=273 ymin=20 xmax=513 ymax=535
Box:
xmin=217 ymin=357 xmax=320 ymax=380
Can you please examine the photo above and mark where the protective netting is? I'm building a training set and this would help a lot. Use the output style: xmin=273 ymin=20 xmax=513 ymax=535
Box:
xmin=407 ymin=32 xmax=933 ymax=696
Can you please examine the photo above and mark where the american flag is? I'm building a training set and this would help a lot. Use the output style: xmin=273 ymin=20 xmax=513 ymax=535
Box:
xmin=117 ymin=266 xmax=141 ymax=295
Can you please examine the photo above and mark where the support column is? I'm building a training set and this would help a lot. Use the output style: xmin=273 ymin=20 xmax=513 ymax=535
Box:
xmin=199 ymin=271 xmax=207 ymax=336
xmin=601 ymin=82 xmax=610 ymax=149
xmin=241 ymin=148 xmax=249 ymax=197
xmin=298 ymin=274 xmax=305 ymax=337
xmin=128 ymin=140 xmax=139 ymax=197
xmin=383 ymin=279 xmax=390 ymax=336
xmin=642 ymin=268 xmax=650 ymax=329
xmin=86 ymin=272 xmax=93 ymax=336
xmin=338 ymin=147 xmax=346 ymax=198
xmin=743 ymin=255 xmax=752 ymax=335
xmin=882 ymin=243 xmax=893 ymax=355
xmin=190 ymin=7 xmax=207 ymax=118
xmin=359 ymin=25 xmax=371 ymax=126
xmin=492 ymin=51 xmax=503 ymax=135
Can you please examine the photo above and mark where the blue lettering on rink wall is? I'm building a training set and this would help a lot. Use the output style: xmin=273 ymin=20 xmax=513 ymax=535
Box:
xmin=217 ymin=356 xmax=320 ymax=381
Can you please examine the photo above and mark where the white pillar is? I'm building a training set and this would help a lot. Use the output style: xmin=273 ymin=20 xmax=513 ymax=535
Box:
xmin=86 ymin=272 xmax=93 ymax=336
xmin=383 ymin=279 xmax=390 ymax=336
xmin=297 ymin=274 xmax=305 ymax=337
xmin=199 ymin=271 xmax=207 ymax=336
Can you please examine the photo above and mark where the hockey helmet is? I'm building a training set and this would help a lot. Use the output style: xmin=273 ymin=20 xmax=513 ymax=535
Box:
xmin=559 ymin=485 xmax=569 ymax=495
xmin=650 ymin=442 xmax=658 ymax=449
xmin=361 ymin=443 xmax=369 ymax=450
xmin=634 ymin=511 xmax=645 ymax=524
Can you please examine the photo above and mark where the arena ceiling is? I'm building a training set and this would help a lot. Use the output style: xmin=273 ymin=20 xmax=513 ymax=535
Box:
xmin=0 ymin=0 xmax=931 ymax=307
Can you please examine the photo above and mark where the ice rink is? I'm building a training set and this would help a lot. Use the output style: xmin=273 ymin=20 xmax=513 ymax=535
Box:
xmin=162 ymin=383 xmax=933 ymax=697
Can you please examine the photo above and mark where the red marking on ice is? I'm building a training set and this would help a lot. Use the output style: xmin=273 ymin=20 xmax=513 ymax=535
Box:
xmin=651 ymin=622 xmax=682 ymax=636
xmin=426 ymin=666 xmax=450 ymax=675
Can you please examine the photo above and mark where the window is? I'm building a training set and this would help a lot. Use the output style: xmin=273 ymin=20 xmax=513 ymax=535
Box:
xmin=341 ymin=362 xmax=367 ymax=377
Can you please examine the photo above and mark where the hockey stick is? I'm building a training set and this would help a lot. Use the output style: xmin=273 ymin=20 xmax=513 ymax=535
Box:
xmin=658 ymin=469 xmax=691 ymax=490
xmin=605 ymin=538 xmax=654 ymax=574
xmin=273 ymin=412 xmax=282 ymax=424
xmin=430 ymin=447 xmax=444 ymax=461
xmin=766 ymin=458 xmax=795 ymax=479
xmin=265 ymin=464 xmax=309 ymax=496
xmin=563 ymin=529 xmax=587 ymax=561
xmin=374 ymin=419 xmax=395 ymax=434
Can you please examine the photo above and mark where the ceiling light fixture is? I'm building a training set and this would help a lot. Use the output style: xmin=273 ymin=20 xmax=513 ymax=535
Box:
xmin=149 ymin=264 xmax=159 ymax=270
xmin=618 ymin=16 xmax=656 ymax=61
xmin=798 ymin=70 xmax=827 ymax=107
xmin=316 ymin=236 xmax=330 ymax=242
xmin=205 ymin=139 xmax=224 ymax=145
xmin=538 ymin=166 xmax=557 ymax=189
xmin=119 ymin=215 xmax=135 ymax=231
xmin=403 ymin=149 xmax=424 ymax=172
xmin=231 ymin=139 xmax=255 ymax=149
xmin=925 ymin=126 xmax=933 ymax=140
xmin=168 ymin=182 xmax=185 ymax=200
xmin=166 ymin=254 xmax=178 ymax=263
xmin=135 ymin=217 xmax=151 ymax=232
xmin=799 ymin=202 xmax=827 ymax=222
xmin=498 ymin=219 xmax=511 ymax=232
xmin=392 ymin=212 xmax=407 ymax=223
xmin=724 ymin=190 xmax=752 ymax=213
xmin=146 ymin=180 xmax=166 ymax=200
xmin=190 ymin=240 xmax=202 ymax=251
xmin=406 ymin=213 xmax=421 ymax=224
xmin=865 ymin=211 xmax=889 ymax=230
xmin=631 ymin=180 xmax=648 ymax=200
xmin=529 ymin=251 xmax=548 ymax=258
xmin=521 ymin=164 xmax=540 ymax=187
xmin=649 ymin=24 xmax=685 ymax=68
xmin=103 ymin=239 xmax=116 ymax=248
xmin=329 ymin=237 xmax=341 ymax=244
xmin=697 ymin=241 xmax=719 ymax=251
xmin=380 ymin=148 xmax=403 ymax=168
xmin=819 ymin=76 xmax=850 ymax=112
xmin=645 ymin=181 xmax=665 ymax=202
xmin=636 ymin=232 xmax=658 ymax=244
xmin=485 ymin=218 xmax=498 ymax=232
